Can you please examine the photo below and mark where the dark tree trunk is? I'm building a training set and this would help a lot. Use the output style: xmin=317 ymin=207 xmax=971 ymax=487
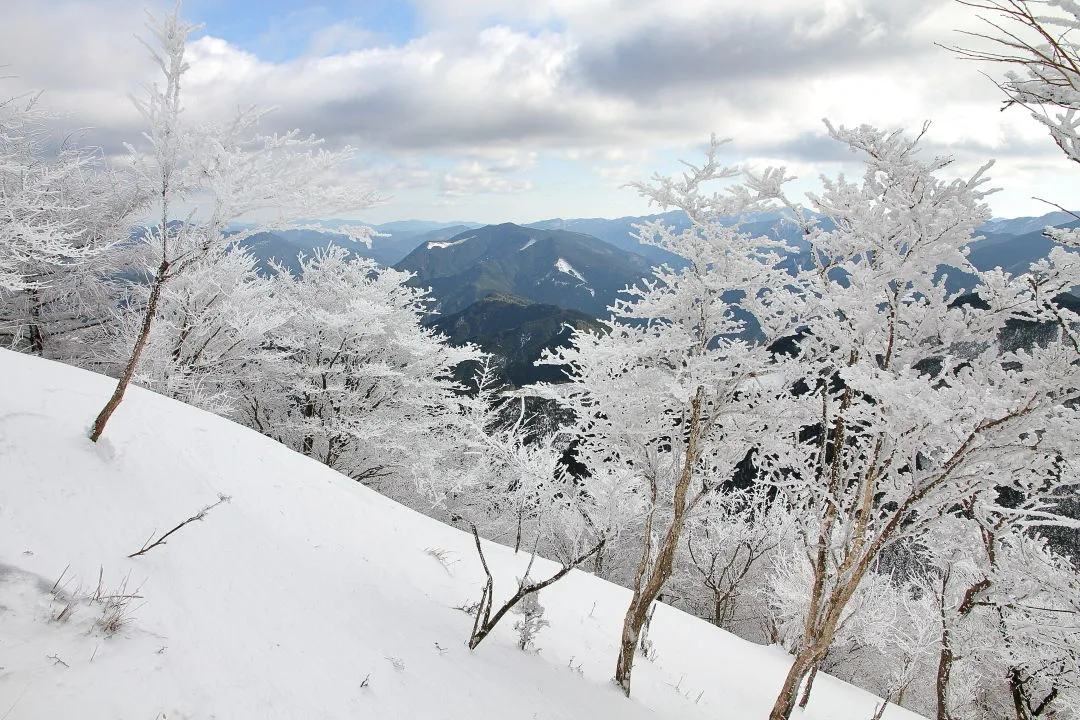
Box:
xmin=799 ymin=663 xmax=820 ymax=708
xmin=771 ymin=649 xmax=824 ymax=720
xmin=614 ymin=387 xmax=705 ymax=697
xmin=936 ymin=626 xmax=954 ymax=720
xmin=89 ymin=258 xmax=169 ymax=442
xmin=27 ymin=288 xmax=45 ymax=355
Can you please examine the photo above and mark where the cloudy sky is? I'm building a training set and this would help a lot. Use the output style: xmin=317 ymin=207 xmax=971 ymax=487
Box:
xmin=3 ymin=0 xmax=1077 ymax=224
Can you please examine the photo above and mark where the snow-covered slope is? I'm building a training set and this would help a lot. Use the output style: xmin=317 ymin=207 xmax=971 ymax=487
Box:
xmin=0 ymin=350 xmax=923 ymax=720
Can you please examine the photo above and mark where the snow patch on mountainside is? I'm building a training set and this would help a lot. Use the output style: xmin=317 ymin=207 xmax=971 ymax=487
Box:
xmin=428 ymin=236 xmax=471 ymax=249
xmin=519 ymin=238 xmax=538 ymax=251
xmin=555 ymin=257 xmax=586 ymax=282
xmin=0 ymin=349 xmax=922 ymax=720
xmin=553 ymin=257 xmax=595 ymax=295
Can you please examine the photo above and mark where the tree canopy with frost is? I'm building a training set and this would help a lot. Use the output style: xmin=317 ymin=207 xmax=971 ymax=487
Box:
xmin=235 ymin=246 xmax=480 ymax=485
xmin=0 ymin=92 xmax=144 ymax=356
xmin=89 ymin=5 xmax=380 ymax=442
xmin=747 ymin=121 xmax=1079 ymax=720
xmin=538 ymin=137 xmax=807 ymax=697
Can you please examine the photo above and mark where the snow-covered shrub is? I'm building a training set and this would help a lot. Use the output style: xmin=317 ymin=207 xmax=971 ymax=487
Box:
xmin=671 ymin=489 xmax=795 ymax=642
xmin=512 ymin=582 xmax=550 ymax=651
xmin=234 ymin=246 xmax=479 ymax=485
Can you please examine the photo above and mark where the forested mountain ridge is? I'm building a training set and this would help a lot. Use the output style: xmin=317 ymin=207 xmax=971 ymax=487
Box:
xmin=394 ymin=222 xmax=654 ymax=316
xmin=426 ymin=293 xmax=605 ymax=386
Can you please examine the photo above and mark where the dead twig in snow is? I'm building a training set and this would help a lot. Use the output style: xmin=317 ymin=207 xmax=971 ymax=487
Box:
xmin=128 ymin=494 xmax=231 ymax=558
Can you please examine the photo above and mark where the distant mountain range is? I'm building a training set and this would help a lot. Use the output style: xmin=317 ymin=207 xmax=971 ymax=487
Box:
xmin=230 ymin=210 xmax=1077 ymax=386
xmin=980 ymin=211 xmax=1078 ymax=236
xmin=525 ymin=210 xmax=823 ymax=264
xmin=237 ymin=209 xmax=1077 ymax=280
xmin=239 ymin=222 xmax=482 ymax=273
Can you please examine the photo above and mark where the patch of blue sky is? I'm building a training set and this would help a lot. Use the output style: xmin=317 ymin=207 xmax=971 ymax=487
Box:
xmin=184 ymin=0 xmax=418 ymax=61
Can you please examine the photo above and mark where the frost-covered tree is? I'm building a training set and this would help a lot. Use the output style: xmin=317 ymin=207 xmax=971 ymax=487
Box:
xmin=109 ymin=243 xmax=279 ymax=414
xmin=89 ymin=5 xmax=378 ymax=441
xmin=539 ymin=139 xmax=805 ymax=697
xmin=766 ymin=547 xmax=940 ymax=715
xmin=926 ymin=506 xmax=1080 ymax=720
xmin=406 ymin=360 xmax=609 ymax=651
xmin=430 ymin=363 xmax=563 ymax=548
xmin=952 ymin=0 xmax=1080 ymax=166
xmin=951 ymin=0 xmax=1080 ymax=342
xmin=672 ymin=486 xmax=793 ymax=636
xmin=0 ymin=91 xmax=143 ymax=356
xmin=236 ymin=246 xmax=479 ymax=484
xmin=750 ymin=122 xmax=1080 ymax=720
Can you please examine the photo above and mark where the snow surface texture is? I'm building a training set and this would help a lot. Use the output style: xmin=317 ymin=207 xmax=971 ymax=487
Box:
xmin=0 ymin=350 xmax=923 ymax=720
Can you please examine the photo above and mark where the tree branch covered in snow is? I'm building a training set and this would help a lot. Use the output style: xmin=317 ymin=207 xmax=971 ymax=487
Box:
xmin=89 ymin=4 xmax=381 ymax=442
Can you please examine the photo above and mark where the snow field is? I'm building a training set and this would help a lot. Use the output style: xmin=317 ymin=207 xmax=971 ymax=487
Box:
xmin=0 ymin=350 xmax=920 ymax=719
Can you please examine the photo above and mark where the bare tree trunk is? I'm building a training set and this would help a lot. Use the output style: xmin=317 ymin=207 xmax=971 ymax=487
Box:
xmin=1009 ymin=668 xmax=1030 ymax=720
xmin=89 ymin=258 xmax=168 ymax=442
xmin=615 ymin=591 xmax=652 ymax=695
xmin=27 ymin=288 xmax=45 ymax=355
xmin=514 ymin=504 xmax=524 ymax=553
xmin=771 ymin=647 xmax=826 ymax=720
xmin=936 ymin=625 xmax=955 ymax=720
xmin=770 ymin=555 xmax=869 ymax=720
xmin=870 ymin=695 xmax=891 ymax=720
xmin=614 ymin=387 xmax=705 ymax=697
xmin=936 ymin=565 xmax=990 ymax=720
xmin=772 ymin=385 xmax=901 ymax=720
xmin=798 ymin=663 xmax=820 ymax=708
xmin=300 ymin=393 xmax=316 ymax=456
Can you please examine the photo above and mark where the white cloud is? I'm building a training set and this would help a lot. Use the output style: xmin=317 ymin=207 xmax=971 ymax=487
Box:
xmin=439 ymin=154 xmax=538 ymax=197
xmin=1 ymin=0 xmax=1077 ymax=219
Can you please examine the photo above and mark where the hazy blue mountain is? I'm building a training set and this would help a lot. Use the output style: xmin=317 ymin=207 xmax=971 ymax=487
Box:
xmin=427 ymin=293 xmax=604 ymax=386
xmin=373 ymin=219 xmax=476 ymax=235
xmin=241 ymin=231 xmax=304 ymax=273
xmin=527 ymin=210 xmax=828 ymax=269
xmin=243 ymin=209 xmax=1076 ymax=281
xmin=236 ymin=222 xmax=483 ymax=272
xmin=969 ymin=222 xmax=1077 ymax=271
xmin=526 ymin=212 xmax=687 ymax=265
xmin=395 ymin=223 xmax=653 ymax=316
xmin=373 ymin=224 xmax=479 ymax=266
xmin=240 ymin=229 xmax=375 ymax=274
xmin=980 ymin=211 xmax=1078 ymax=236
xmin=525 ymin=209 xmax=1078 ymax=280
xmin=935 ymin=216 xmax=1079 ymax=294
